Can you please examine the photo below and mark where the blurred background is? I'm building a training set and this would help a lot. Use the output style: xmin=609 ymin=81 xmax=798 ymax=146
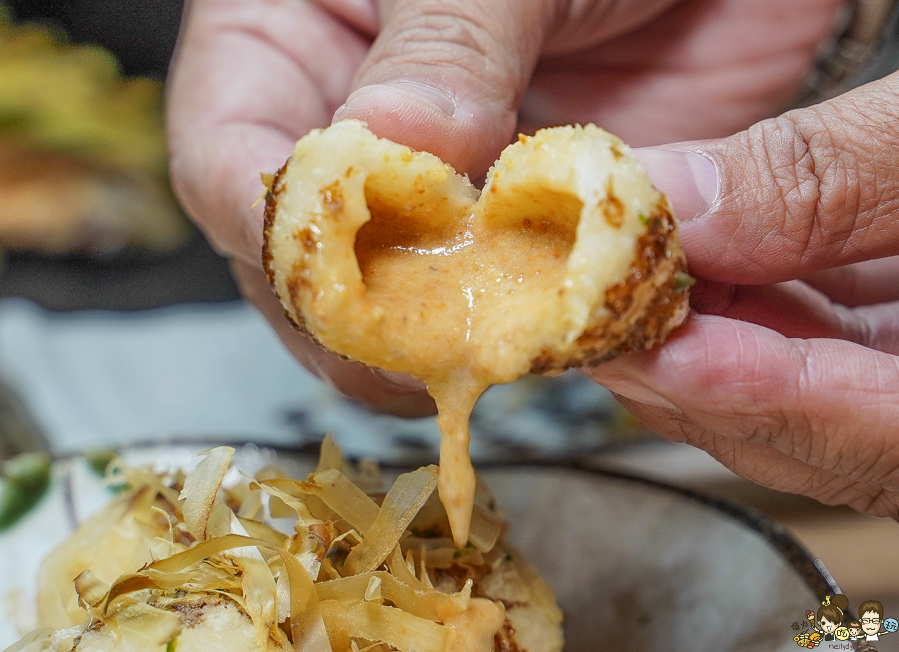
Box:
xmin=0 ymin=0 xmax=897 ymax=639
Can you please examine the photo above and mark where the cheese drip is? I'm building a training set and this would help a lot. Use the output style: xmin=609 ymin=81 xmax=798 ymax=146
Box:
xmin=353 ymin=194 xmax=578 ymax=544
xmin=263 ymin=121 xmax=687 ymax=547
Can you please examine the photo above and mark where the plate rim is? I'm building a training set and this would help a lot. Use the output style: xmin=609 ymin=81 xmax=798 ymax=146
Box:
xmin=47 ymin=438 xmax=844 ymax=607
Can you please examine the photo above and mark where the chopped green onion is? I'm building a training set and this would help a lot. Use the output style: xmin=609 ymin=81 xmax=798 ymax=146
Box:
xmin=673 ymin=271 xmax=696 ymax=291
xmin=0 ymin=452 xmax=51 ymax=531
xmin=85 ymin=448 xmax=116 ymax=477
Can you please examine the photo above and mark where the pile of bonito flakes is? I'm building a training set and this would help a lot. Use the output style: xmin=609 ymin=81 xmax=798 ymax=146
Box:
xmin=5 ymin=438 xmax=562 ymax=652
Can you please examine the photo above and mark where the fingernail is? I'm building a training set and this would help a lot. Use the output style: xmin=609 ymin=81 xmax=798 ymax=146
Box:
xmin=334 ymin=81 xmax=457 ymax=123
xmin=591 ymin=374 xmax=678 ymax=411
xmin=634 ymin=148 xmax=718 ymax=221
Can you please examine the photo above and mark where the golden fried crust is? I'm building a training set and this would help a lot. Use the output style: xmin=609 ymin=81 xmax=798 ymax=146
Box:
xmin=262 ymin=120 xmax=689 ymax=385
xmin=530 ymin=203 xmax=688 ymax=373
xmin=263 ymin=157 xmax=318 ymax=342
xmin=263 ymin=122 xmax=689 ymax=544
xmin=261 ymin=161 xmax=286 ymax=285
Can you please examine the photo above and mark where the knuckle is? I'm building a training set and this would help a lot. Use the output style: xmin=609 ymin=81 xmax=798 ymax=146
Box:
xmin=704 ymin=340 xmax=818 ymax=464
xmin=371 ymin=2 xmax=527 ymax=101
xmin=738 ymin=114 xmax=829 ymax=269
xmin=735 ymin=90 xmax=899 ymax=274
xmin=664 ymin=410 xmax=706 ymax=444
xmin=767 ymin=343 xmax=899 ymax=496
xmin=854 ymin=487 xmax=899 ymax=519
xmin=819 ymin=480 xmax=899 ymax=519
xmin=784 ymin=341 xmax=861 ymax=472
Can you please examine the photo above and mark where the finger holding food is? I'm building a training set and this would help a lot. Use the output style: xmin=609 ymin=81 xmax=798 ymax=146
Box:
xmin=263 ymin=121 xmax=689 ymax=545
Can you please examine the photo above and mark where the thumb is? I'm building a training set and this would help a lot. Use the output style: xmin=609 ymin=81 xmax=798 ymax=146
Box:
xmin=333 ymin=0 xmax=554 ymax=177
xmin=636 ymin=73 xmax=899 ymax=286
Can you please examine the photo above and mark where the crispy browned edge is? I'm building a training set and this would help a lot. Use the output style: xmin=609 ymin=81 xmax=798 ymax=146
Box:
xmin=262 ymin=157 xmax=315 ymax=340
xmin=262 ymin=162 xmax=359 ymax=363
xmin=263 ymin=155 xmax=688 ymax=376
xmin=261 ymin=159 xmax=287 ymax=288
xmin=529 ymin=197 xmax=689 ymax=374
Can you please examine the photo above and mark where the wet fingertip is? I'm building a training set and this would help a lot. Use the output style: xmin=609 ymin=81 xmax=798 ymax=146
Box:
xmin=316 ymin=363 xmax=435 ymax=417
xmin=366 ymin=369 xmax=435 ymax=417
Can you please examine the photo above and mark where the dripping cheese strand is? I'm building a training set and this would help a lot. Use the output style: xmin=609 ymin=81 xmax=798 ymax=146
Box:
xmin=262 ymin=120 xmax=689 ymax=549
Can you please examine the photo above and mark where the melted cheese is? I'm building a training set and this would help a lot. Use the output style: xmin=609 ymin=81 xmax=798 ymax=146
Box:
xmin=444 ymin=598 xmax=507 ymax=652
xmin=353 ymin=194 xmax=577 ymax=542
xmin=265 ymin=121 xmax=682 ymax=547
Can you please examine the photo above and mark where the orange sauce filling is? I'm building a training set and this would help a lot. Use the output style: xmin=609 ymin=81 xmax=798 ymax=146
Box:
xmin=353 ymin=181 xmax=581 ymax=544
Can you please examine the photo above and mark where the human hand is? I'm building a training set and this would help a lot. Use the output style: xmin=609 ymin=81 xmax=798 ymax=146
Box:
xmin=166 ymin=0 xmax=840 ymax=414
xmin=167 ymin=0 xmax=437 ymax=415
xmin=588 ymin=71 xmax=899 ymax=518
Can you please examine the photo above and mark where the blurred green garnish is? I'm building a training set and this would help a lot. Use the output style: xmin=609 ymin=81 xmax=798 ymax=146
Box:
xmin=84 ymin=448 xmax=116 ymax=477
xmin=673 ymin=271 xmax=696 ymax=291
xmin=0 ymin=11 xmax=166 ymax=174
xmin=0 ymin=451 xmax=51 ymax=531
xmin=84 ymin=448 xmax=130 ymax=493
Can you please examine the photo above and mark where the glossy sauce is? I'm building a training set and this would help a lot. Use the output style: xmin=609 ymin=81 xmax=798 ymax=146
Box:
xmin=353 ymin=186 xmax=579 ymax=545
xmin=444 ymin=598 xmax=506 ymax=652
